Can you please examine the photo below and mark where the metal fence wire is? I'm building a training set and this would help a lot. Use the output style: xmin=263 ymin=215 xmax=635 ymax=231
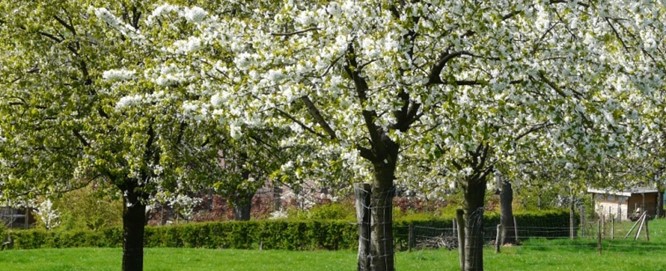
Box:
xmin=393 ymin=215 xmax=661 ymax=252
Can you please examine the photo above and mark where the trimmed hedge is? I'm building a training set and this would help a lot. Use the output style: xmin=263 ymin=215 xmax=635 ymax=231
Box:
xmin=6 ymin=210 xmax=571 ymax=250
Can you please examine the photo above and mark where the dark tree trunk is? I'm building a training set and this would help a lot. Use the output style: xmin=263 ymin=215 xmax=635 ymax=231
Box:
xmin=462 ymin=175 xmax=487 ymax=271
xmin=356 ymin=128 xmax=399 ymax=271
xmin=122 ymin=188 xmax=146 ymax=271
xmin=499 ymin=180 xmax=516 ymax=245
xmin=369 ymin=166 xmax=396 ymax=271
xmin=231 ymin=193 xmax=253 ymax=221
xmin=230 ymin=159 xmax=254 ymax=221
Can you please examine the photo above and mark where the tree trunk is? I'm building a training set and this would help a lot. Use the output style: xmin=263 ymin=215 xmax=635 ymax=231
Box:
xmin=369 ymin=170 xmax=395 ymax=271
xmin=122 ymin=189 xmax=146 ymax=271
xmin=231 ymin=193 xmax=253 ymax=221
xmin=463 ymin=175 xmax=487 ymax=271
xmin=499 ymin=180 xmax=516 ymax=245
xmin=355 ymin=125 xmax=399 ymax=271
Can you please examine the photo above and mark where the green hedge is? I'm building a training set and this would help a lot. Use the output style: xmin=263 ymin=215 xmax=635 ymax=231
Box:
xmin=6 ymin=210 xmax=571 ymax=250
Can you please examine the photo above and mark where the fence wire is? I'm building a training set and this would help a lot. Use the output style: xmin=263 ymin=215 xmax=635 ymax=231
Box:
xmin=355 ymin=185 xmax=397 ymax=271
xmin=392 ymin=217 xmax=663 ymax=253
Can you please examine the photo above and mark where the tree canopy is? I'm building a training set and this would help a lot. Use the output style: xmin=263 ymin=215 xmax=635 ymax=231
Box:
xmin=1 ymin=1 xmax=666 ymax=271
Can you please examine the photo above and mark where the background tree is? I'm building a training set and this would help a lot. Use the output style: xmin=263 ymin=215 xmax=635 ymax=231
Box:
xmin=58 ymin=185 xmax=122 ymax=230
xmin=0 ymin=2 xmax=215 ymax=270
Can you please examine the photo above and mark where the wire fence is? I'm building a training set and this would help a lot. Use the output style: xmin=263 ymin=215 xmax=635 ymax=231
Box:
xmin=392 ymin=216 xmax=664 ymax=253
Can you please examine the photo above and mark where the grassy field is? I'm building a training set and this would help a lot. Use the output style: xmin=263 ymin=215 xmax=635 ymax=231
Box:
xmin=1 ymin=219 xmax=665 ymax=271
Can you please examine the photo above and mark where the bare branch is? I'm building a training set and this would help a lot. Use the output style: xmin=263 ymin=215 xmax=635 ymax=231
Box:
xmin=53 ymin=15 xmax=76 ymax=36
xmin=513 ymin=122 xmax=554 ymax=142
xmin=536 ymin=71 xmax=583 ymax=99
xmin=274 ymin=108 xmax=327 ymax=139
xmin=343 ymin=42 xmax=382 ymax=150
xmin=72 ymin=129 xmax=90 ymax=147
xmin=389 ymin=90 xmax=421 ymax=132
xmin=37 ymin=31 xmax=63 ymax=43
xmin=271 ymin=27 xmax=320 ymax=37
xmin=426 ymin=50 xmax=471 ymax=85
xmin=300 ymin=95 xmax=337 ymax=140
xmin=357 ymin=146 xmax=375 ymax=161
xmin=605 ymin=17 xmax=630 ymax=53
xmin=549 ymin=0 xmax=590 ymax=8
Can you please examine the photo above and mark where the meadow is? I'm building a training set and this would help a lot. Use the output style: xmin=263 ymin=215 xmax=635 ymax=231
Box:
xmin=1 ymin=219 xmax=665 ymax=271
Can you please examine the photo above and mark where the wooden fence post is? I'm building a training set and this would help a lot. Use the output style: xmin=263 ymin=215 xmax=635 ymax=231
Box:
xmin=597 ymin=220 xmax=602 ymax=255
xmin=580 ymin=205 xmax=586 ymax=238
xmin=495 ymin=224 xmax=502 ymax=253
xmin=645 ymin=215 xmax=650 ymax=241
xmin=570 ymin=200 xmax=575 ymax=239
xmin=611 ymin=217 xmax=614 ymax=240
xmin=635 ymin=212 xmax=646 ymax=241
xmin=601 ymin=215 xmax=605 ymax=238
xmin=408 ymin=223 xmax=415 ymax=252
xmin=354 ymin=184 xmax=372 ymax=271
xmin=513 ymin=216 xmax=519 ymax=244
xmin=456 ymin=209 xmax=465 ymax=271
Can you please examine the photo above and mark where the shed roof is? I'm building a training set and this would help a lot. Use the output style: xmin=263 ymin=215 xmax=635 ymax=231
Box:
xmin=587 ymin=187 xmax=659 ymax=197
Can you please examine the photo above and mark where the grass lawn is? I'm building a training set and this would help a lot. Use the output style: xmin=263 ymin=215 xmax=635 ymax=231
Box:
xmin=1 ymin=219 xmax=666 ymax=270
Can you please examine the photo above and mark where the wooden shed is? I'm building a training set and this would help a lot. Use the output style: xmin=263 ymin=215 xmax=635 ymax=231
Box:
xmin=0 ymin=206 xmax=35 ymax=228
xmin=588 ymin=188 xmax=659 ymax=221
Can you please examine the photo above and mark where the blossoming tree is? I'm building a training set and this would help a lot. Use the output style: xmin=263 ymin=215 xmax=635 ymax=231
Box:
xmin=1 ymin=2 xmax=662 ymax=271
xmin=120 ymin=1 xmax=658 ymax=271
xmin=235 ymin=2 xmax=646 ymax=270
xmin=0 ymin=2 xmax=219 ymax=270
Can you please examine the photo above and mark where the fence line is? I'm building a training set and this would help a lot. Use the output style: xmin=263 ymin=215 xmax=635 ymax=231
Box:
xmin=392 ymin=218 xmax=662 ymax=252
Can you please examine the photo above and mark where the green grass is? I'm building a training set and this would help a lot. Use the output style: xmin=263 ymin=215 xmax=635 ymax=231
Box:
xmin=2 ymin=219 xmax=666 ymax=270
xmin=1 ymin=243 xmax=664 ymax=271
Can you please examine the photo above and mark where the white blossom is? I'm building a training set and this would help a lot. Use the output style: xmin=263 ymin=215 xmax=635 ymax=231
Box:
xmin=170 ymin=37 xmax=202 ymax=54
xmin=102 ymin=69 xmax=135 ymax=81
xmin=116 ymin=94 xmax=143 ymax=109
xmin=181 ymin=7 xmax=207 ymax=23
xmin=146 ymin=4 xmax=179 ymax=25
xmin=182 ymin=101 xmax=198 ymax=113
xmin=92 ymin=7 xmax=145 ymax=43
xmin=229 ymin=122 xmax=242 ymax=139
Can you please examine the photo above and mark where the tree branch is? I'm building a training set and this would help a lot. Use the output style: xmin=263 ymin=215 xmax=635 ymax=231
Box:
xmin=604 ymin=17 xmax=630 ymax=53
xmin=357 ymin=146 xmax=375 ymax=161
xmin=513 ymin=122 xmax=554 ymax=142
xmin=274 ymin=108 xmax=327 ymax=139
xmin=426 ymin=50 xmax=471 ymax=85
xmin=37 ymin=31 xmax=63 ymax=43
xmin=300 ymin=95 xmax=337 ymax=140
xmin=389 ymin=90 xmax=421 ymax=132
xmin=343 ymin=42 xmax=382 ymax=151
xmin=549 ymin=0 xmax=590 ymax=8
xmin=72 ymin=129 xmax=90 ymax=147
xmin=271 ymin=27 xmax=320 ymax=37
xmin=536 ymin=71 xmax=583 ymax=99
xmin=53 ymin=15 xmax=76 ymax=36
